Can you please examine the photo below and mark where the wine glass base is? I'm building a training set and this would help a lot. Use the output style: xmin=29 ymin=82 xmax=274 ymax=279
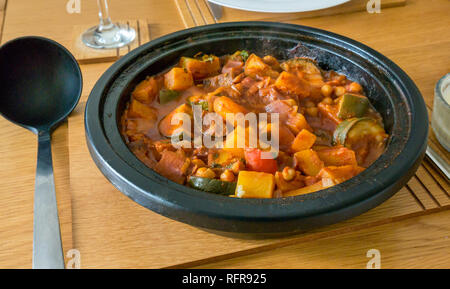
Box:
xmin=82 ymin=23 xmax=136 ymax=49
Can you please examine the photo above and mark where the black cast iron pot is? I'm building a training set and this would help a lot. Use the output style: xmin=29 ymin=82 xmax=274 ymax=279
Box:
xmin=85 ymin=22 xmax=428 ymax=237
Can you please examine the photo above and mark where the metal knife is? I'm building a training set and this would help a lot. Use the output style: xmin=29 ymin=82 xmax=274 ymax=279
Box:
xmin=426 ymin=145 xmax=450 ymax=180
xmin=207 ymin=1 xmax=223 ymax=21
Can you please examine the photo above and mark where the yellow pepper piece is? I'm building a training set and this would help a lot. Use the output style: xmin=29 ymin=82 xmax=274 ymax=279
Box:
xmin=235 ymin=171 xmax=275 ymax=199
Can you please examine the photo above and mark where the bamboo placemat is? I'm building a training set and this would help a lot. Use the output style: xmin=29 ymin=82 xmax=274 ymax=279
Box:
xmin=67 ymin=102 xmax=449 ymax=268
xmin=71 ymin=19 xmax=151 ymax=64
xmin=175 ymin=0 xmax=407 ymax=28
xmin=0 ymin=0 xmax=5 ymax=40
xmin=68 ymin=0 xmax=407 ymax=64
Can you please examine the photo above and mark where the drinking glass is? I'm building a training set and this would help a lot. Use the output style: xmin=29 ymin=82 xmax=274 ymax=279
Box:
xmin=82 ymin=0 xmax=136 ymax=49
xmin=432 ymin=73 xmax=450 ymax=151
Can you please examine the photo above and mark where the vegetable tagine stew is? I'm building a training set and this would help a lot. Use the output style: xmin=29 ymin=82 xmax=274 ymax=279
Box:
xmin=121 ymin=50 xmax=389 ymax=198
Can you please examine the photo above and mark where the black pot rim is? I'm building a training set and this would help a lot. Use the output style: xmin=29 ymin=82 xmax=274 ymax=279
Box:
xmin=85 ymin=21 xmax=428 ymax=234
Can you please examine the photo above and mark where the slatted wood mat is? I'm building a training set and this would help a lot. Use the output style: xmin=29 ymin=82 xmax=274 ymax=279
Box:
xmin=0 ymin=0 xmax=6 ymax=41
xmin=71 ymin=19 xmax=151 ymax=64
xmin=175 ymin=0 xmax=407 ymax=28
xmin=67 ymin=102 xmax=449 ymax=268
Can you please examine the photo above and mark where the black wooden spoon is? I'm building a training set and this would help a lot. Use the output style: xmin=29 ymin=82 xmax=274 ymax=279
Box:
xmin=0 ymin=37 xmax=82 ymax=269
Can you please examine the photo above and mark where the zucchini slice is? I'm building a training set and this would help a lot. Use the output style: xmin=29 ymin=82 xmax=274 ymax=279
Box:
xmin=188 ymin=176 xmax=237 ymax=195
xmin=333 ymin=117 xmax=386 ymax=146
xmin=337 ymin=93 xmax=369 ymax=119
xmin=333 ymin=117 xmax=388 ymax=167
xmin=280 ymin=58 xmax=322 ymax=76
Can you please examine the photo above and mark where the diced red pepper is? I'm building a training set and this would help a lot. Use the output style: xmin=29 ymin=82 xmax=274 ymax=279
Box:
xmin=244 ymin=148 xmax=278 ymax=174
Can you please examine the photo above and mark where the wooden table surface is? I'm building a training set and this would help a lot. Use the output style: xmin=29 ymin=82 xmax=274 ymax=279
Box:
xmin=0 ymin=0 xmax=449 ymax=269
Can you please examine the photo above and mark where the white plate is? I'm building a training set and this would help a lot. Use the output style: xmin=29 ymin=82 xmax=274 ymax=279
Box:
xmin=208 ymin=0 xmax=350 ymax=13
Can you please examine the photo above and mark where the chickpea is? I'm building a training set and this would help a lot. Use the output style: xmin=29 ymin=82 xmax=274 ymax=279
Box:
xmin=262 ymin=55 xmax=279 ymax=67
xmin=220 ymin=170 xmax=235 ymax=182
xmin=375 ymin=134 xmax=385 ymax=142
xmin=181 ymin=158 xmax=191 ymax=174
xmin=282 ymin=167 xmax=296 ymax=182
xmin=334 ymin=86 xmax=346 ymax=97
xmin=348 ymin=82 xmax=362 ymax=93
xmin=320 ymin=84 xmax=333 ymax=98
xmin=273 ymin=189 xmax=283 ymax=199
xmin=195 ymin=167 xmax=216 ymax=179
xmin=230 ymin=160 xmax=245 ymax=175
xmin=337 ymin=74 xmax=346 ymax=82
xmin=283 ymin=99 xmax=297 ymax=107
xmin=305 ymin=100 xmax=315 ymax=108
xmin=322 ymin=97 xmax=333 ymax=105
xmin=306 ymin=107 xmax=318 ymax=117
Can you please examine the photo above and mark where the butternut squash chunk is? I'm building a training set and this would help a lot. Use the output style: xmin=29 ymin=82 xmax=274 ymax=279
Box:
xmin=283 ymin=179 xmax=331 ymax=197
xmin=316 ymin=147 xmax=357 ymax=167
xmin=286 ymin=113 xmax=312 ymax=135
xmin=244 ymin=54 xmax=279 ymax=78
xmin=132 ymin=77 xmax=159 ymax=103
xmin=180 ymin=56 xmax=221 ymax=79
xmin=164 ymin=67 xmax=194 ymax=91
xmin=213 ymin=96 xmax=248 ymax=120
xmin=318 ymin=165 xmax=359 ymax=184
xmin=127 ymin=99 xmax=157 ymax=120
xmin=294 ymin=149 xmax=324 ymax=176
xmin=274 ymin=71 xmax=311 ymax=98
xmin=291 ymin=129 xmax=317 ymax=152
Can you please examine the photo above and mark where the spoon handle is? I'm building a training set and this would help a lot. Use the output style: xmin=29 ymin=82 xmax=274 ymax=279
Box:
xmin=32 ymin=131 xmax=65 ymax=269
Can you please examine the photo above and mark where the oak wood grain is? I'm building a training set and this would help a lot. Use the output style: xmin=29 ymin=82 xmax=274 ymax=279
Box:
xmin=177 ymin=0 xmax=406 ymax=27
xmin=67 ymin=102 xmax=434 ymax=268
xmin=1 ymin=0 xmax=184 ymax=49
xmin=0 ymin=0 xmax=449 ymax=269
xmin=0 ymin=0 xmax=4 ymax=41
xmin=0 ymin=119 xmax=72 ymax=268
xmin=194 ymin=210 xmax=450 ymax=269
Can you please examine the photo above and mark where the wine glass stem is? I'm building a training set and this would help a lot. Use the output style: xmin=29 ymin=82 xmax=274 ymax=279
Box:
xmin=97 ymin=0 xmax=113 ymax=31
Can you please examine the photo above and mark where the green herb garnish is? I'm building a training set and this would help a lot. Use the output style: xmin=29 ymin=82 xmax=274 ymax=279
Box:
xmin=240 ymin=50 xmax=249 ymax=62
xmin=201 ymin=54 xmax=216 ymax=62
xmin=188 ymin=98 xmax=209 ymax=111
